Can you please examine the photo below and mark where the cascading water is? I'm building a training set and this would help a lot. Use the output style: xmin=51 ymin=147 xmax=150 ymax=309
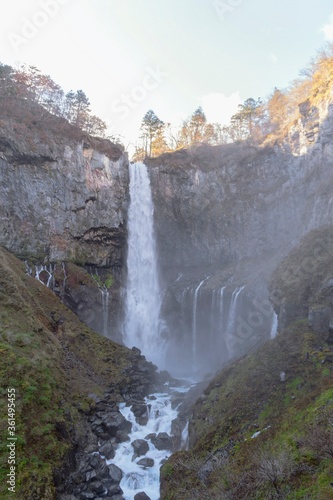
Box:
xmin=270 ymin=311 xmax=278 ymax=339
xmin=225 ymin=285 xmax=245 ymax=359
xmin=91 ymin=269 xmax=110 ymax=337
xmin=191 ymin=278 xmax=207 ymax=371
xmin=107 ymin=390 xmax=180 ymax=500
xmin=123 ymin=162 xmax=164 ymax=367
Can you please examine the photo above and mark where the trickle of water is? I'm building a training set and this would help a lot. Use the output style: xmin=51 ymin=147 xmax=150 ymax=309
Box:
xmin=191 ymin=278 xmax=207 ymax=370
xmin=270 ymin=311 xmax=278 ymax=339
xmin=226 ymin=286 xmax=245 ymax=358
xmin=123 ymin=163 xmax=164 ymax=367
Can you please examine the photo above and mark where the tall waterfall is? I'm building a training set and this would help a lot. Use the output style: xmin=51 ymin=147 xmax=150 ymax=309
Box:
xmin=123 ymin=163 xmax=164 ymax=367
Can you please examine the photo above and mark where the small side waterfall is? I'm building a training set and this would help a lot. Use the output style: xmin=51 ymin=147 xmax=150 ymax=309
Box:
xmin=123 ymin=162 xmax=164 ymax=367
xmin=270 ymin=311 xmax=278 ymax=339
xmin=91 ymin=269 xmax=110 ymax=337
xmin=191 ymin=278 xmax=207 ymax=370
xmin=226 ymin=286 xmax=245 ymax=359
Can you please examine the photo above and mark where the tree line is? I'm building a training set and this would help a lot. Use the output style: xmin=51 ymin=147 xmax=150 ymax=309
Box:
xmin=0 ymin=63 xmax=107 ymax=137
xmin=134 ymin=42 xmax=333 ymax=160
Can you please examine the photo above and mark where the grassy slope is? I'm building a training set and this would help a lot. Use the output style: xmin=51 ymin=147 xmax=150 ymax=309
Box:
xmin=161 ymin=320 xmax=333 ymax=499
xmin=0 ymin=246 xmax=139 ymax=499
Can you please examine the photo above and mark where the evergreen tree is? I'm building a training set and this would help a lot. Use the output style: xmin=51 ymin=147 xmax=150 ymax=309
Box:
xmin=139 ymin=110 xmax=165 ymax=157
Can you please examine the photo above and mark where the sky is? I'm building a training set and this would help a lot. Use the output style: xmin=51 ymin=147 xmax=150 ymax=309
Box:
xmin=1 ymin=0 xmax=333 ymax=152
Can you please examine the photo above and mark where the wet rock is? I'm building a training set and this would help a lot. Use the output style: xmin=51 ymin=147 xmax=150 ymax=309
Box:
xmin=131 ymin=403 xmax=149 ymax=426
xmin=99 ymin=442 xmax=115 ymax=459
xmin=108 ymin=463 xmax=123 ymax=484
xmin=137 ymin=457 xmax=154 ymax=468
xmin=105 ymin=483 xmax=123 ymax=496
xmin=134 ymin=492 xmax=151 ymax=500
xmin=116 ymin=429 xmax=131 ymax=443
xmin=131 ymin=439 xmax=149 ymax=458
xmin=90 ymin=408 xmax=132 ymax=439
xmin=150 ymin=432 xmax=174 ymax=451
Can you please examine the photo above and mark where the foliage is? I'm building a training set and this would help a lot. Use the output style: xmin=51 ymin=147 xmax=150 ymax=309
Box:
xmin=161 ymin=318 xmax=333 ymax=499
xmin=0 ymin=63 xmax=107 ymax=138
xmin=0 ymin=247 xmax=135 ymax=498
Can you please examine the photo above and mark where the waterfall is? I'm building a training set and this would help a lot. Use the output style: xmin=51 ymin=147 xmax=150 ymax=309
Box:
xmin=123 ymin=162 xmax=163 ymax=367
xmin=34 ymin=264 xmax=54 ymax=288
xmin=226 ymin=286 xmax=245 ymax=358
xmin=191 ymin=278 xmax=206 ymax=371
xmin=270 ymin=311 xmax=278 ymax=339
xmin=91 ymin=269 xmax=110 ymax=337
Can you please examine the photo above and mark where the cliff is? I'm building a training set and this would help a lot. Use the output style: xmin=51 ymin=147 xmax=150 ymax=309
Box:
xmin=0 ymin=120 xmax=129 ymax=268
xmin=144 ymin=99 xmax=333 ymax=376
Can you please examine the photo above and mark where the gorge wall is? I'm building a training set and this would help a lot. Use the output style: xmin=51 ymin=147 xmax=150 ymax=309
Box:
xmin=0 ymin=122 xmax=129 ymax=339
xmin=145 ymin=99 xmax=333 ymax=375
xmin=1 ymin=97 xmax=333 ymax=377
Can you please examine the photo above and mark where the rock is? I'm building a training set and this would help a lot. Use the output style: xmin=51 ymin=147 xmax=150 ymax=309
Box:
xmin=99 ymin=442 xmax=115 ymax=459
xmin=79 ymin=493 xmax=95 ymax=500
xmin=131 ymin=439 xmax=149 ymax=457
xmin=89 ymin=481 xmax=106 ymax=495
xmin=108 ymin=464 xmax=123 ymax=484
xmin=134 ymin=492 xmax=151 ymax=500
xmin=150 ymin=432 xmax=174 ymax=451
xmin=131 ymin=403 xmax=149 ymax=425
xmin=137 ymin=458 xmax=154 ymax=468
xmin=116 ymin=429 xmax=131 ymax=443
xmin=106 ymin=484 xmax=123 ymax=496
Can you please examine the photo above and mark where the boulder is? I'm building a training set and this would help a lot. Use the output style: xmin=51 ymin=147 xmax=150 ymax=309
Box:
xmin=137 ymin=458 xmax=154 ymax=468
xmin=108 ymin=464 xmax=123 ymax=484
xmin=134 ymin=492 xmax=151 ymax=500
xmin=99 ymin=442 xmax=115 ymax=460
xmin=131 ymin=439 xmax=149 ymax=458
xmin=150 ymin=432 xmax=174 ymax=451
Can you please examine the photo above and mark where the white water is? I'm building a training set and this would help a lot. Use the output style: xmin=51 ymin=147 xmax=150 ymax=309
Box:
xmin=270 ymin=311 xmax=278 ymax=339
xmin=191 ymin=278 xmax=206 ymax=370
xmin=107 ymin=391 xmax=180 ymax=500
xmin=123 ymin=163 xmax=164 ymax=367
xmin=35 ymin=264 xmax=54 ymax=287
xmin=226 ymin=286 xmax=245 ymax=358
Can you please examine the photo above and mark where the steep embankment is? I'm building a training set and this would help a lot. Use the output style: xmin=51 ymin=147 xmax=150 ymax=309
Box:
xmin=0 ymin=246 xmax=157 ymax=500
xmin=160 ymin=227 xmax=333 ymax=499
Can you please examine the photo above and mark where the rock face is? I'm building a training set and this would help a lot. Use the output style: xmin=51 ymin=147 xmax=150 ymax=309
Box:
xmin=147 ymin=118 xmax=333 ymax=276
xmin=0 ymin=125 xmax=129 ymax=341
xmin=144 ymin=101 xmax=333 ymax=375
xmin=0 ymin=130 xmax=129 ymax=268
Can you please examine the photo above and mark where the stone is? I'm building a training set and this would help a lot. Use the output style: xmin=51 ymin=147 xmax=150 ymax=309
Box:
xmin=108 ymin=464 xmax=123 ymax=484
xmin=150 ymin=432 xmax=173 ymax=451
xmin=131 ymin=403 xmax=149 ymax=425
xmin=137 ymin=457 xmax=154 ymax=468
xmin=99 ymin=442 xmax=115 ymax=460
xmin=89 ymin=481 xmax=106 ymax=495
xmin=116 ymin=429 xmax=131 ymax=443
xmin=134 ymin=492 xmax=151 ymax=500
xmin=131 ymin=439 xmax=149 ymax=457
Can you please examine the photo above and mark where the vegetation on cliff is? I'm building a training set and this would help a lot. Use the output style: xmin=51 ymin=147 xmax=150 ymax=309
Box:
xmin=0 ymin=246 xmax=155 ymax=499
xmin=0 ymin=62 xmax=124 ymax=161
xmin=134 ymin=42 xmax=333 ymax=160
xmin=161 ymin=321 xmax=333 ymax=499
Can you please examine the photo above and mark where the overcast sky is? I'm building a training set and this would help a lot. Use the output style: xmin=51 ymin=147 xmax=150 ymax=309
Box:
xmin=1 ymin=0 xmax=333 ymax=150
